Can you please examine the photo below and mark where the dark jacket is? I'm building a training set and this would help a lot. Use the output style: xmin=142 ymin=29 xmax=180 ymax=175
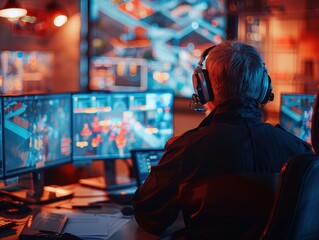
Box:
xmin=131 ymin=99 xmax=314 ymax=239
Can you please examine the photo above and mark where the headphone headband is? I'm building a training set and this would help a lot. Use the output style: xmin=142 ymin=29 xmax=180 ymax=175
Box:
xmin=192 ymin=45 xmax=274 ymax=107
xmin=198 ymin=46 xmax=216 ymax=66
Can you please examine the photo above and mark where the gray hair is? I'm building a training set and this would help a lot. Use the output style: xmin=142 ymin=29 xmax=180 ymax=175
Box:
xmin=205 ymin=40 xmax=267 ymax=105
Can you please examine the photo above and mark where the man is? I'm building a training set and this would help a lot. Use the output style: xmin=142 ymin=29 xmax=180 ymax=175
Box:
xmin=131 ymin=40 xmax=314 ymax=239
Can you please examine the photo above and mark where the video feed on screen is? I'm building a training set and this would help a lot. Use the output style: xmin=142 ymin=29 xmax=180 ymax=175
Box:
xmin=90 ymin=57 xmax=147 ymax=91
xmin=72 ymin=91 xmax=174 ymax=162
xmin=3 ymin=93 xmax=72 ymax=178
xmin=280 ymin=93 xmax=316 ymax=144
xmin=0 ymin=51 xmax=54 ymax=94
xmin=89 ymin=0 xmax=227 ymax=98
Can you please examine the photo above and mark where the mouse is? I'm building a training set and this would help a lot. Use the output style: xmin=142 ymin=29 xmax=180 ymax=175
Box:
xmin=121 ymin=206 xmax=134 ymax=216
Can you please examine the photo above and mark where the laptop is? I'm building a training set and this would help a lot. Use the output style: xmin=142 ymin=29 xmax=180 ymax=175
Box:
xmin=107 ymin=149 xmax=164 ymax=204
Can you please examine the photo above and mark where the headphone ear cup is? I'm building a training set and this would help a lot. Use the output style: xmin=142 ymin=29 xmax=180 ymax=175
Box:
xmin=202 ymin=69 xmax=214 ymax=103
xmin=259 ymin=75 xmax=274 ymax=104
xmin=193 ymin=68 xmax=214 ymax=105
xmin=192 ymin=45 xmax=216 ymax=105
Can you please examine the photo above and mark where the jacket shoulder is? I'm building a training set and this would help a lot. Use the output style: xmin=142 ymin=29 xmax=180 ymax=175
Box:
xmin=165 ymin=128 xmax=199 ymax=150
xmin=275 ymin=124 xmax=313 ymax=151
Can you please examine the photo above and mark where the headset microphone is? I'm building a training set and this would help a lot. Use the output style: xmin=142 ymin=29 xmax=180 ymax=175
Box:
xmin=189 ymin=93 xmax=205 ymax=111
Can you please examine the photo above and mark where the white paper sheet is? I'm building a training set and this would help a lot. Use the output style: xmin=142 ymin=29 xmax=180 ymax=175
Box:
xmin=62 ymin=212 xmax=131 ymax=240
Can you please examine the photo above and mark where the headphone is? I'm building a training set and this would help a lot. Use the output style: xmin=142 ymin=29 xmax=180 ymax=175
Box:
xmin=192 ymin=45 xmax=274 ymax=106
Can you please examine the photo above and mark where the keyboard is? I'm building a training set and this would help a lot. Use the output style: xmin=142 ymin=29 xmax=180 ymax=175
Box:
xmin=0 ymin=217 xmax=16 ymax=232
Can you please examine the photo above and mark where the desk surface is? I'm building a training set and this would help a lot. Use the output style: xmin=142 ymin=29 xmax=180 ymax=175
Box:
xmin=0 ymin=183 xmax=184 ymax=240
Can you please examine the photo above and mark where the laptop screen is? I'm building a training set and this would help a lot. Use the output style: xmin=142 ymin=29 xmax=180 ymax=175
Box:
xmin=131 ymin=149 xmax=164 ymax=186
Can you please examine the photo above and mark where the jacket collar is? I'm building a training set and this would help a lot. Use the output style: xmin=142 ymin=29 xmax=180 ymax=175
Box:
xmin=199 ymin=98 xmax=263 ymax=128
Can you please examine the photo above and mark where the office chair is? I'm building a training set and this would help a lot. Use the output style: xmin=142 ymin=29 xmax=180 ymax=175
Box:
xmin=178 ymin=172 xmax=279 ymax=240
xmin=260 ymin=153 xmax=319 ymax=240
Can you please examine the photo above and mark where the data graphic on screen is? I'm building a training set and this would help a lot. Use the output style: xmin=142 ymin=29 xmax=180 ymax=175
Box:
xmin=72 ymin=91 xmax=174 ymax=162
xmin=89 ymin=0 xmax=227 ymax=98
xmin=3 ymin=93 xmax=72 ymax=178
xmin=280 ymin=93 xmax=315 ymax=144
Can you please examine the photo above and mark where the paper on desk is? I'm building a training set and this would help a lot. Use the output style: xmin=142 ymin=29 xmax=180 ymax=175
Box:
xmin=62 ymin=212 xmax=131 ymax=240
xmin=103 ymin=212 xmax=134 ymax=236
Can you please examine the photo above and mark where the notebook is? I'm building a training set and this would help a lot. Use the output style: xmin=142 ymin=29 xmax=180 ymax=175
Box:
xmin=107 ymin=149 xmax=164 ymax=203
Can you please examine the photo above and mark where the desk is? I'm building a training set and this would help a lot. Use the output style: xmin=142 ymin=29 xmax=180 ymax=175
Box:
xmin=0 ymin=184 xmax=185 ymax=240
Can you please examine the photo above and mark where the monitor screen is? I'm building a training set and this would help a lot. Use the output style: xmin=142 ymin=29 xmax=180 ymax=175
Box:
xmin=131 ymin=148 xmax=164 ymax=187
xmin=89 ymin=0 xmax=227 ymax=98
xmin=3 ymin=93 xmax=72 ymax=178
xmin=280 ymin=93 xmax=315 ymax=144
xmin=72 ymin=90 xmax=174 ymax=162
xmin=0 ymin=51 xmax=54 ymax=94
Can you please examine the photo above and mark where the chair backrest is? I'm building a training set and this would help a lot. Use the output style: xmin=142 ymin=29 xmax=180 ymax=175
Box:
xmin=260 ymin=153 xmax=319 ymax=240
xmin=178 ymin=173 xmax=279 ymax=240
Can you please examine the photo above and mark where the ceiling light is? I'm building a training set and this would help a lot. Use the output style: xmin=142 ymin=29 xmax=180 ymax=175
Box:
xmin=0 ymin=0 xmax=27 ymax=21
xmin=47 ymin=1 xmax=68 ymax=27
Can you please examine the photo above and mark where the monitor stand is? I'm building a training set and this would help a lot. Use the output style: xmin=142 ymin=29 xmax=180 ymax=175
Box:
xmin=79 ymin=160 xmax=136 ymax=191
xmin=3 ymin=170 xmax=73 ymax=204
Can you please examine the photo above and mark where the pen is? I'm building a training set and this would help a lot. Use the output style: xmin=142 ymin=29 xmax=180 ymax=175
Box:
xmin=72 ymin=205 xmax=102 ymax=209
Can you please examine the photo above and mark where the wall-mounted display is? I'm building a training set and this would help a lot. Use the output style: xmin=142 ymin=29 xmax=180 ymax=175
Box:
xmin=88 ymin=0 xmax=227 ymax=98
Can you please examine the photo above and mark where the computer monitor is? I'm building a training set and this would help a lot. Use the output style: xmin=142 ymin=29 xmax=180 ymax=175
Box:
xmin=88 ymin=0 xmax=227 ymax=98
xmin=106 ymin=148 xmax=164 ymax=203
xmin=72 ymin=90 xmax=174 ymax=189
xmin=72 ymin=90 xmax=174 ymax=161
xmin=2 ymin=93 xmax=73 ymax=204
xmin=280 ymin=93 xmax=316 ymax=144
xmin=131 ymin=148 xmax=164 ymax=187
